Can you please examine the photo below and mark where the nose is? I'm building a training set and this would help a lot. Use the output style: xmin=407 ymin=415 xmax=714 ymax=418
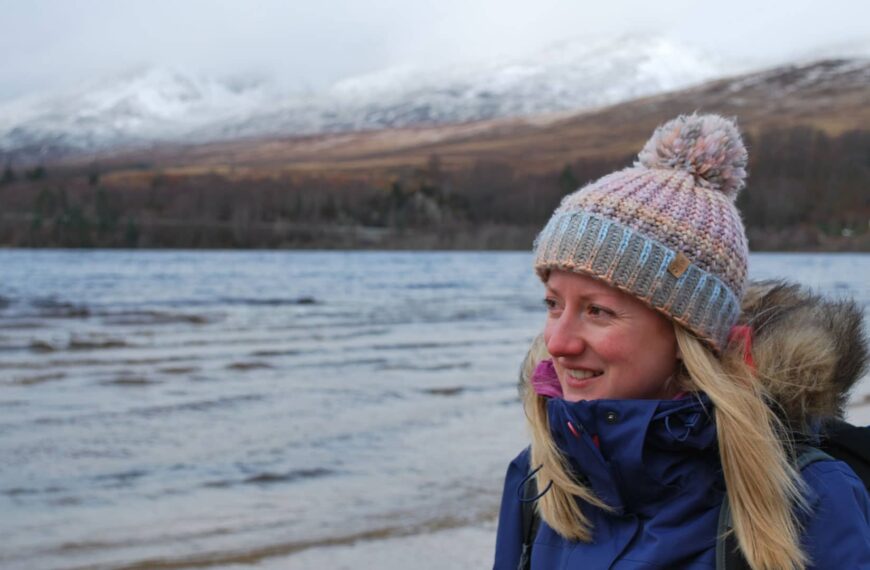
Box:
xmin=545 ymin=313 xmax=586 ymax=358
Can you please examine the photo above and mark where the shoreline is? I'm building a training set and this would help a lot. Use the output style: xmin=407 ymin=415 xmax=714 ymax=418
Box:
xmin=219 ymin=521 xmax=499 ymax=570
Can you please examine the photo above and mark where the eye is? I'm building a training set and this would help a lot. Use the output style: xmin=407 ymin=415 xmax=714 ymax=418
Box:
xmin=543 ymin=297 xmax=565 ymax=314
xmin=587 ymin=304 xmax=613 ymax=317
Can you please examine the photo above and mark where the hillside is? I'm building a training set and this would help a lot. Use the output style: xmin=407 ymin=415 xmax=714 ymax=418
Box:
xmin=0 ymin=35 xmax=734 ymax=162
xmin=0 ymin=58 xmax=867 ymax=251
xmin=61 ymin=58 xmax=866 ymax=181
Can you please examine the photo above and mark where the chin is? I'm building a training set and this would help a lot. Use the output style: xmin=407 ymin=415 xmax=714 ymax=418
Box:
xmin=559 ymin=374 xmax=609 ymax=402
xmin=562 ymin=386 xmax=607 ymax=402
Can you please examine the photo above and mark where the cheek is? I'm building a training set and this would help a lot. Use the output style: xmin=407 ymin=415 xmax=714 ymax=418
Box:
xmin=616 ymin=326 xmax=678 ymax=379
xmin=592 ymin=331 xmax=634 ymax=363
xmin=595 ymin=325 xmax=673 ymax=371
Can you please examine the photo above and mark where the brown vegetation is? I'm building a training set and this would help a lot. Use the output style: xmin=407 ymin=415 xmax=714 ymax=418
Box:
xmin=1 ymin=60 xmax=867 ymax=250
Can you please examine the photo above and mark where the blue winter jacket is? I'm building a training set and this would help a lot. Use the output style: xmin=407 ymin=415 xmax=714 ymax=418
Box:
xmin=494 ymin=396 xmax=870 ymax=569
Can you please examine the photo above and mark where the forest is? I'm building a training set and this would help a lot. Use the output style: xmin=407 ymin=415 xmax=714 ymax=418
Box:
xmin=0 ymin=125 xmax=867 ymax=251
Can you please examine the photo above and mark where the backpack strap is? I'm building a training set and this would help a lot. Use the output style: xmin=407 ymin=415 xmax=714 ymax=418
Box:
xmin=820 ymin=420 xmax=870 ymax=491
xmin=795 ymin=445 xmax=835 ymax=470
xmin=717 ymin=495 xmax=751 ymax=570
xmin=715 ymin=445 xmax=835 ymax=570
xmin=518 ymin=471 xmax=541 ymax=570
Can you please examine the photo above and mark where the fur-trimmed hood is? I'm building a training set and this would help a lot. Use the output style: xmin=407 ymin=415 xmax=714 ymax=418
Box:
xmin=739 ymin=280 xmax=868 ymax=432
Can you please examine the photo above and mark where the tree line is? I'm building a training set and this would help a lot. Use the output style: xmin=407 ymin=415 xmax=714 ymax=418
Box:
xmin=0 ymin=125 xmax=867 ymax=250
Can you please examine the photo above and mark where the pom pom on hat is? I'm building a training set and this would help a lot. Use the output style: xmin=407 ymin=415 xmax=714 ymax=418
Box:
xmin=637 ymin=113 xmax=748 ymax=200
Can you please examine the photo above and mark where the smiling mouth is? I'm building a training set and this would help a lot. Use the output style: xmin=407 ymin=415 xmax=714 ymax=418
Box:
xmin=566 ymin=369 xmax=603 ymax=380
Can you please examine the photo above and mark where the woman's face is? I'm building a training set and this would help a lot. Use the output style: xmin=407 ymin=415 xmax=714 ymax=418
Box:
xmin=543 ymin=269 xmax=679 ymax=402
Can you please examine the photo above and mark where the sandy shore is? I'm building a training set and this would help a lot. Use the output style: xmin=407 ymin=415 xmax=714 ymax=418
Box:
xmin=217 ymin=521 xmax=498 ymax=570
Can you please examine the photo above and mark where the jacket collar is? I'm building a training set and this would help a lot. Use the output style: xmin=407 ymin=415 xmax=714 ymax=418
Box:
xmin=546 ymin=395 xmax=721 ymax=516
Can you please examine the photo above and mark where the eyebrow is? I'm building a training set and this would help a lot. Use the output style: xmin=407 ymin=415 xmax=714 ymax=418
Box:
xmin=545 ymin=285 xmax=623 ymax=304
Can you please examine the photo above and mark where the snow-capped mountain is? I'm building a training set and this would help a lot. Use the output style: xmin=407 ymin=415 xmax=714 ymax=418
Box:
xmin=0 ymin=67 xmax=276 ymax=159
xmin=0 ymin=34 xmax=789 ymax=161
xmin=205 ymin=35 xmax=737 ymax=140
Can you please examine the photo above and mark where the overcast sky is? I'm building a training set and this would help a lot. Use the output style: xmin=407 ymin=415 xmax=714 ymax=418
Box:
xmin=1 ymin=0 xmax=868 ymax=101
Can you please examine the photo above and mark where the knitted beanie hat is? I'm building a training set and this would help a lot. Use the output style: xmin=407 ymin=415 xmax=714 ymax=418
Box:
xmin=533 ymin=114 xmax=750 ymax=352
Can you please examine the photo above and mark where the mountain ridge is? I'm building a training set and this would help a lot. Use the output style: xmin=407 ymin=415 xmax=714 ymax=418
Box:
xmin=0 ymin=35 xmax=748 ymax=163
xmin=74 ymin=57 xmax=867 ymax=185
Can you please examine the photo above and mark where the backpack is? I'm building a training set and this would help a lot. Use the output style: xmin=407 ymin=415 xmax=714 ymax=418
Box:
xmin=518 ymin=421 xmax=870 ymax=570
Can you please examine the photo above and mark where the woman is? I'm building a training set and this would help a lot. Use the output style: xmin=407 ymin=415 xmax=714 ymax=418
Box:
xmin=494 ymin=114 xmax=870 ymax=569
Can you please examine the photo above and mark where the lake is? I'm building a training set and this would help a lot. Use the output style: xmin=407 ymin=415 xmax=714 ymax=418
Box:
xmin=0 ymin=250 xmax=867 ymax=570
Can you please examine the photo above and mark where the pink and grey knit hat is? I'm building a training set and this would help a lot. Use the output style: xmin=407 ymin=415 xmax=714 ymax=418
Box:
xmin=533 ymin=114 xmax=750 ymax=351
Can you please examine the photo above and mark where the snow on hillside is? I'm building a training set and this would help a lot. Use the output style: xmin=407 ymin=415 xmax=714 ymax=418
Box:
xmin=0 ymin=34 xmax=855 ymax=161
xmin=205 ymin=35 xmax=734 ymax=140
xmin=0 ymin=67 xmax=276 ymax=157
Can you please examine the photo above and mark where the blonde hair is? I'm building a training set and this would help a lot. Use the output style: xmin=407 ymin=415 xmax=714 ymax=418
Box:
xmin=521 ymin=325 xmax=809 ymax=570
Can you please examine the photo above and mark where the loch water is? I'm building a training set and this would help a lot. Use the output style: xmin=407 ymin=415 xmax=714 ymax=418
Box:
xmin=1 ymin=250 xmax=868 ymax=570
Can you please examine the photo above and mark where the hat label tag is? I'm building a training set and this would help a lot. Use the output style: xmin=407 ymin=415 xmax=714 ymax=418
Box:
xmin=668 ymin=252 xmax=691 ymax=278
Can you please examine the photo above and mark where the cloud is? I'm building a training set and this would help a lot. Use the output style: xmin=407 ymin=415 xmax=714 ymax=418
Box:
xmin=0 ymin=0 xmax=867 ymax=101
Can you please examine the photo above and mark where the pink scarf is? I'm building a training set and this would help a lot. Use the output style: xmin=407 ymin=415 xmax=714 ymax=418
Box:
xmin=531 ymin=359 xmax=563 ymax=398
